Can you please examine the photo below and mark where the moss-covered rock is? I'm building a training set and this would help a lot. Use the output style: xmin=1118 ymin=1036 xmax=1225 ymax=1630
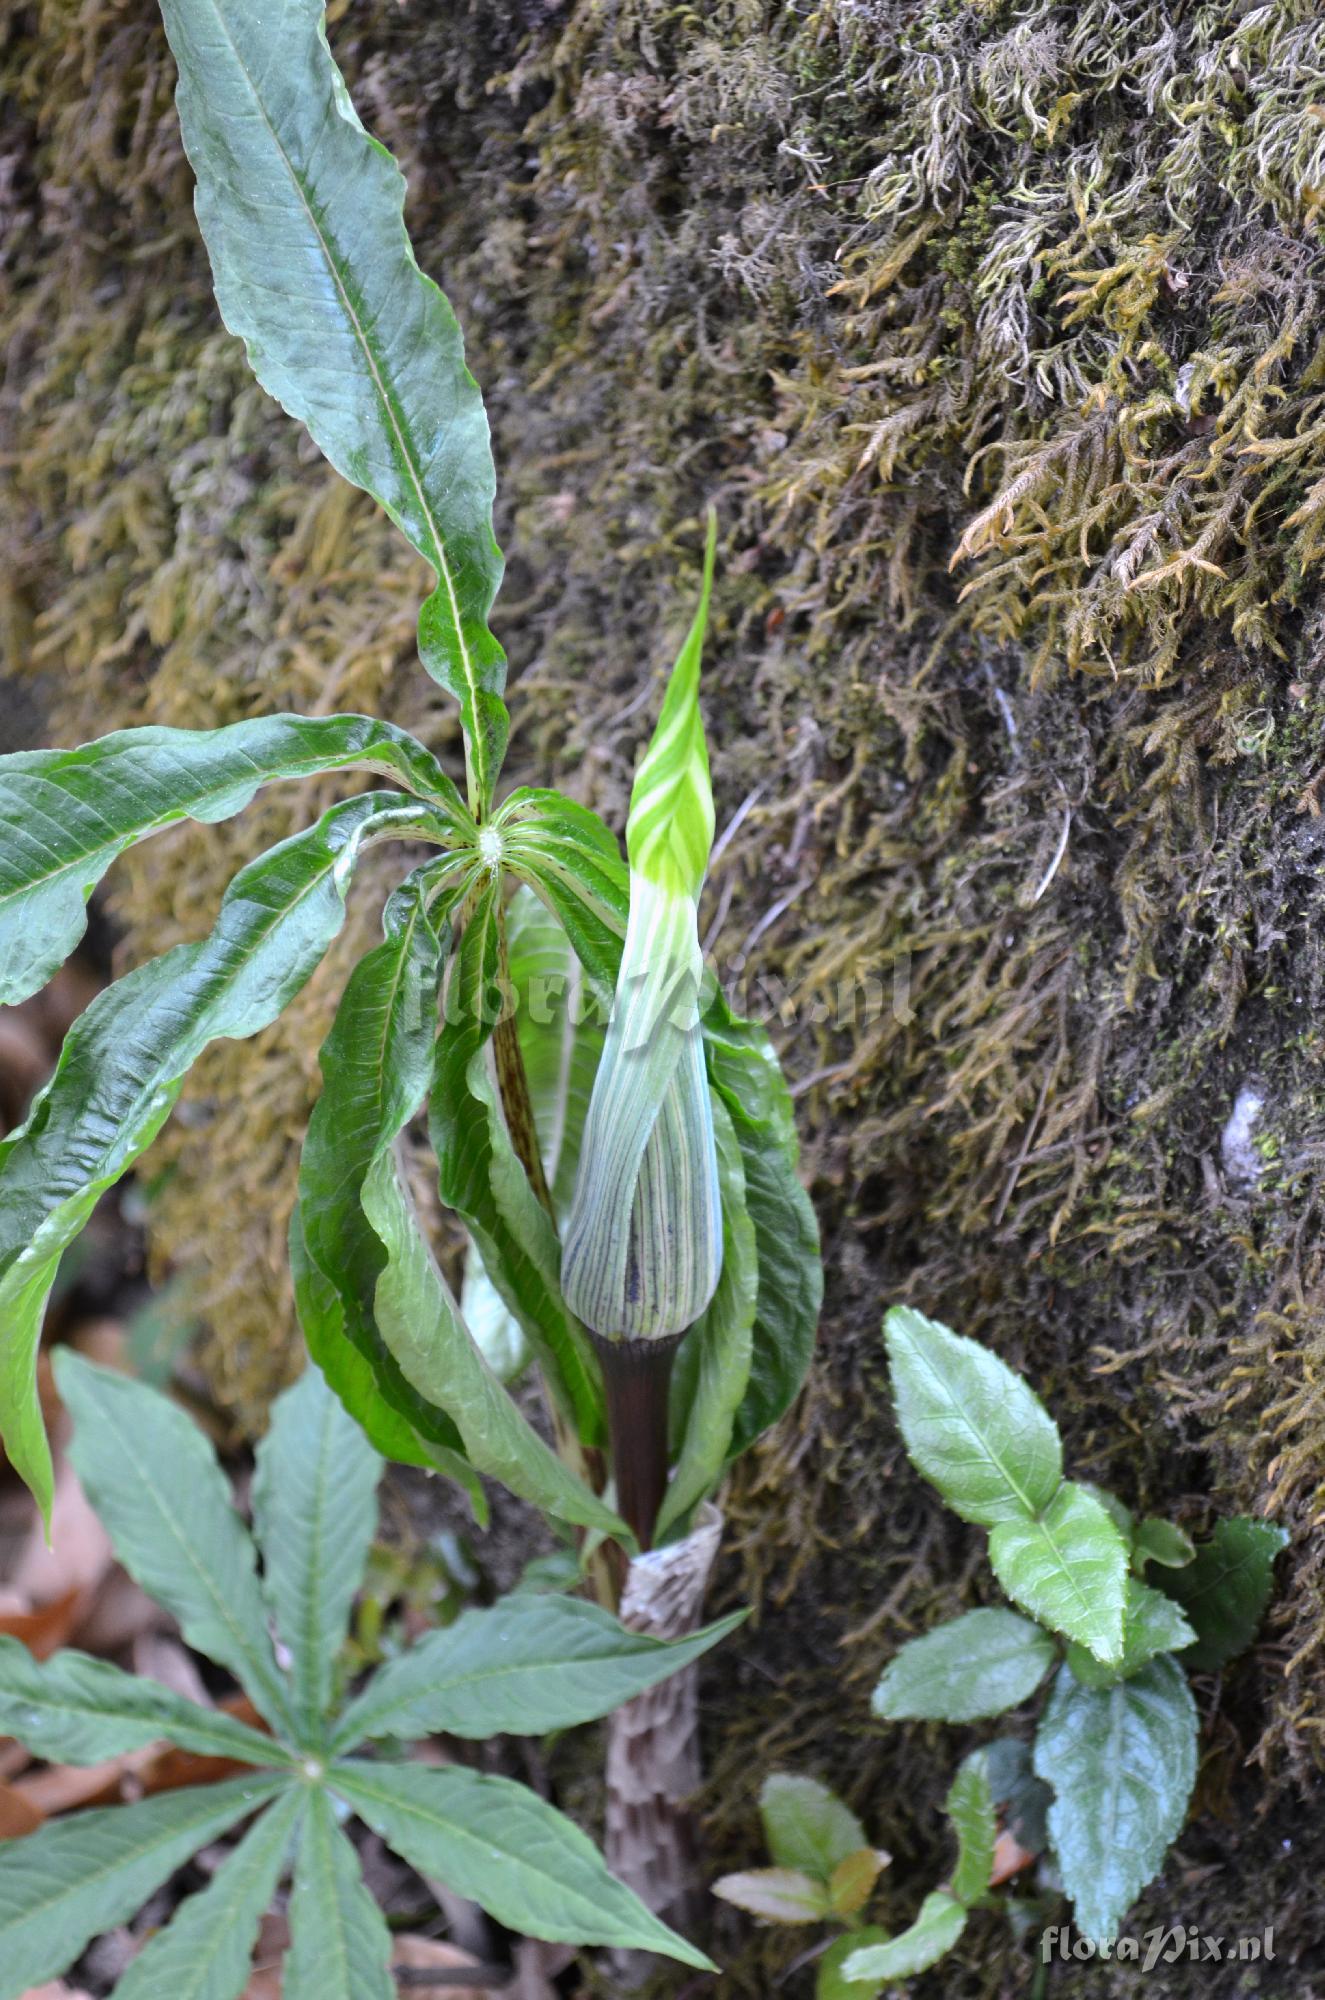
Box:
xmin=4 ymin=0 xmax=1324 ymax=1989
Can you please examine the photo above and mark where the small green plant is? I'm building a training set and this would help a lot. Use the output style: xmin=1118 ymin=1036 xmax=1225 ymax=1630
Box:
xmin=0 ymin=0 xmax=820 ymax=1564
xmin=0 ymin=1355 xmax=738 ymax=1995
xmin=850 ymin=1306 xmax=1287 ymax=1960
xmin=713 ymin=1765 xmax=1010 ymax=1998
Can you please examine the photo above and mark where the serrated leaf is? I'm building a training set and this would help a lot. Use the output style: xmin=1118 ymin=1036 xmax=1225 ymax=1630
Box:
xmin=710 ymin=1867 xmax=829 ymax=1923
xmin=284 ymin=1786 xmax=393 ymax=2000
xmin=252 ymin=1366 xmax=383 ymax=1736
xmin=159 ymin=0 xmax=507 ymax=811
xmin=1134 ymin=1518 xmax=1197 ymax=1572
xmin=0 ymin=713 xmax=467 ymax=1008
xmin=1033 ymin=1656 xmax=1197 ymax=1942
xmin=430 ymin=881 xmax=604 ymax=1441
xmin=828 ymin=1848 xmax=889 ymax=1919
xmin=296 ymin=867 xmax=482 ymax=1493
xmin=360 ymin=1143 xmax=628 ymax=1542
xmin=658 ymin=1095 xmax=757 ymax=1539
xmin=759 ymin=1773 xmax=868 ymax=1882
xmin=842 ymin=1891 xmax=967 ymax=1983
xmin=0 ymin=1775 xmax=286 ymax=2000
xmin=0 ymin=790 xmax=442 ymax=1521
xmin=330 ymin=1594 xmax=743 ymax=1750
xmin=112 ymin=1787 xmax=303 ymax=2000
xmin=983 ymin=1737 xmax=1051 ymax=1855
xmin=331 ymin=1759 xmax=713 ymax=1968
xmin=55 ymin=1351 xmax=292 ymax=1734
xmin=1067 ymin=1579 xmax=1195 ymax=1686
xmin=884 ymin=1307 xmax=1062 ymax=1527
xmin=872 ymin=1608 xmax=1057 ymax=1723
xmin=1162 ymin=1516 xmax=1288 ymax=1671
xmin=1076 ymin=1482 xmax=1134 ymax=1542
xmin=989 ymin=1481 xmax=1129 ymax=1664
xmin=817 ymin=1928 xmax=890 ymax=1999
xmin=0 ymin=1637 xmax=289 ymax=1768
xmin=947 ymin=1752 xmax=996 ymax=1907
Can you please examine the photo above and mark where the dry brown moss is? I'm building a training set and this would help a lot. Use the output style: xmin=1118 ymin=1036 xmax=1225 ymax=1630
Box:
xmin=5 ymin=0 xmax=1325 ymax=1989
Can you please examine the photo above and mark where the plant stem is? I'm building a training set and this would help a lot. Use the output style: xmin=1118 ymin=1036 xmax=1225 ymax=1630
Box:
xmin=591 ymin=1333 xmax=681 ymax=1554
xmin=491 ymin=908 xmax=618 ymax=1603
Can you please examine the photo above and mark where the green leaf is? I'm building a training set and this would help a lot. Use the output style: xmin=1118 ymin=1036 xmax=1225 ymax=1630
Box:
xmin=946 ymin=1752 xmax=996 ymax=1907
xmin=872 ymin=1608 xmax=1057 ymax=1723
xmin=331 ymin=1759 xmax=713 ymax=1968
xmin=884 ymin=1307 xmax=1062 ymax=1527
xmin=817 ymin=1928 xmax=890 ymax=1999
xmin=498 ymin=790 xmax=629 ymax=995
xmin=1033 ymin=1656 xmax=1198 ymax=1943
xmin=292 ymin=871 xmax=484 ymax=1503
xmin=330 ymin=1594 xmax=743 ymax=1750
xmin=1162 ymin=1516 xmax=1289 ymax=1672
xmin=658 ymin=1094 xmax=757 ymax=1539
xmin=842 ymin=1891 xmax=967 ymax=1983
xmin=284 ymin=1786 xmax=394 ymax=2000
xmin=0 ymin=790 xmax=441 ymax=1521
xmin=1133 ymin=1518 xmax=1197 ymax=1572
xmin=759 ymin=1773 xmax=868 ymax=1882
xmin=459 ymin=884 xmax=604 ymax=1380
xmin=159 ymin=0 xmax=506 ymax=812
xmin=702 ymin=993 xmax=822 ymax=1457
xmin=502 ymin=884 xmax=605 ymax=1217
xmin=0 ymin=713 xmax=468 ymax=1008
xmin=55 ymin=1351 xmax=292 ymax=1734
xmin=989 ymin=1481 xmax=1129 ymax=1665
xmin=1076 ymin=1482 xmax=1134 ymax=1543
xmin=710 ymin=1867 xmax=829 ymax=1923
xmin=430 ymin=880 xmax=604 ymax=1441
xmin=112 ymin=1787 xmax=303 ymax=2000
xmin=0 ymin=1774 xmax=286 ymax=2000
xmin=983 ymin=1736 xmax=1051 ymax=1854
xmin=1066 ymin=1579 xmax=1195 ymax=1686
xmin=828 ymin=1848 xmax=889 ymax=1919
xmin=360 ymin=1142 xmax=629 ymax=1542
xmin=0 ymin=1638 xmax=289 ymax=1768
xmin=252 ymin=1365 xmax=383 ymax=1736
xmin=289 ymin=1201 xmax=466 ymax=1485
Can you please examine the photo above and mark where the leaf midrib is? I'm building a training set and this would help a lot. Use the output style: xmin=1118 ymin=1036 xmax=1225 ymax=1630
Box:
xmin=0 ymin=745 xmax=457 ymax=916
xmin=93 ymin=1388 xmax=291 ymax=1731
xmin=0 ymin=1779 xmax=283 ymax=1935
xmin=908 ymin=1337 xmax=1049 ymax=1518
xmin=197 ymin=0 xmax=483 ymax=808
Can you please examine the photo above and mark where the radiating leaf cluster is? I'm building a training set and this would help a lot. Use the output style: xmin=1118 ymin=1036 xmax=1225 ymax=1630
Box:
xmin=0 ymin=1358 xmax=734 ymax=1997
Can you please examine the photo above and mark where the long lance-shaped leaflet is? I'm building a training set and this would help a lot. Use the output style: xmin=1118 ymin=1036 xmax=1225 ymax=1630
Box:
xmin=0 ymin=791 xmax=457 ymax=1522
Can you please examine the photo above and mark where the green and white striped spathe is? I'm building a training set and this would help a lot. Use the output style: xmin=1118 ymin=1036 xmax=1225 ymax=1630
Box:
xmin=561 ymin=519 xmax=722 ymax=1341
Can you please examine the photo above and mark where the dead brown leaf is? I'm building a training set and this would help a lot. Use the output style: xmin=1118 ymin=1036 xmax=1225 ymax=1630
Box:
xmin=18 ymin=1984 xmax=96 ymax=2000
xmin=0 ymin=1780 xmax=44 ymax=1840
